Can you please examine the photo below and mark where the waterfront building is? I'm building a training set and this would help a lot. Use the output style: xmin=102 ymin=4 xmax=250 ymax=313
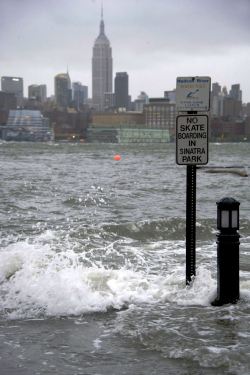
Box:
xmin=54 ymin=73 xmax=71 ymax=109
xmin=88 ymin=107 xmax=172 ymax=144
xmin=44 ymin=108 xmax=89 ymax=141
xmin=210 ymin=117 xmax=246 ymax=142
xmin=144 ymin=98 xmax=176 ymax=140
xmin=114 ymin=72 xmax=129 ymax=110
xmin=0 ymin=91 xmax=17 ymax=110
xmin=91 ymin=112 xmax=144 ymax=128
xmin=92 ymin=9 xmax=113 ymax=111
xmin=1 ymin=76 xmax=23 ymax=107
xmin=28 ymin=84 xmax=47 ymax=103
xmin=88 ymin=112 xmax=144 ymax=143
xmin=2 ymin=109 xmax=53 ymax=141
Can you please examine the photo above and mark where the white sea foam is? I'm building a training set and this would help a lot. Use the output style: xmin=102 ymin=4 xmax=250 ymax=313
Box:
xmin=240 ymin=280 xmax=250 ymax=300
xmin=0 ymin=232 xmax=247 ymax=319
xmin=93 ymin=338 xmax=102 ymax=350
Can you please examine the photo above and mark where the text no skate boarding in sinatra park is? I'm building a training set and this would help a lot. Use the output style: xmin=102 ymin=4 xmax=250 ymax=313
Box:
xmin=176 ymin=76 xmax=211 ymax=165
xmin=176 ymin=114 xmax=208 ymax=165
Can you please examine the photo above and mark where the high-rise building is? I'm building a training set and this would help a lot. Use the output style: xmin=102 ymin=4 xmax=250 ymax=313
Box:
xmin=212 ymin=82 xmax=221 ymax=97
xmin=114 ymin=72 xmax=129 ymax=110
xmin=164 ymin=90 xmax=176 ymax=103
xmin=144 ymin=98 xmax=176 ymax=140
xmin=104 ymin=92 xmax=115 ymax=110
xmin=1 ymin=76 xmax=23 ymax=107
xmin=92 ymin=8 xmax=113 ymax=111
xmin=211 ymin=94 xmax=224 ymax=117
xmin=72 ymin=82 xmax=88 ymax=110
xmin=0 ymin=91 xmax=17 ymax=110
xmin=222 ymin=86 xmax=228 ymax=96
xmin=28 ymin=84 xmax=47 ymax=103
xmin=229 ymin=84 xmax=242 ymax=101
xmin=54 ymin=73 xmax=71 ymax=108
xmin=223 ymin=97 xmax=242 ymax=118
xmin=211 ymin=82 xmax=223 ymax=117
xmin=134 ymin=91 xmax=149 ymax=112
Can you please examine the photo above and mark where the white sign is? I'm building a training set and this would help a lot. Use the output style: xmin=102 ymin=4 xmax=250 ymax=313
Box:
xmin=176 ymin=115 xmax=209 ymax=165
xmin=176 ymin=76 xmax=211 ymax=112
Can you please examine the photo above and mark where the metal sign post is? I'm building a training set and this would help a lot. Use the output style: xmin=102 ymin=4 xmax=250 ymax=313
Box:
xmin=186 ymin=165 xmax=196 ymax=284
xmin=175 ymin=76 xmax=211 ymax=285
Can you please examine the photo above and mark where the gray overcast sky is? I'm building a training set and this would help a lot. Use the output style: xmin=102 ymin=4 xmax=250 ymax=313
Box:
xmin=1 ymin=0 xmax=250 ymax=102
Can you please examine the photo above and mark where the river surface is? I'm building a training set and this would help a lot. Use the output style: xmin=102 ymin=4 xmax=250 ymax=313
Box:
xmin=0 ymin=142 xmax=249 ymax=375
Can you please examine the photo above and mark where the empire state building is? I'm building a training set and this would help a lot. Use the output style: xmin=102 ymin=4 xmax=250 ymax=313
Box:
xmin=92 ymin=10 xmax=113 ymax=111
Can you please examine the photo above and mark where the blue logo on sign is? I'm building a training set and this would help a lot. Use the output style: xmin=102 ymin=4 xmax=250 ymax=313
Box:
xmin=186 ymin=89 xmax=199 ymax=98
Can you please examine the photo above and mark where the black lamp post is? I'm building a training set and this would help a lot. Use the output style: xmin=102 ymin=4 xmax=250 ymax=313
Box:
xmin=217 ymin=197 xmax=240 ymax=233
xmin=212 ymin=197 xmax=240 ymax=306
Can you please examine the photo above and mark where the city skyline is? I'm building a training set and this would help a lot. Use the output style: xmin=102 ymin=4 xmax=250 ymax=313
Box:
xmin=1 ymin=0 xmax=250 ymax=102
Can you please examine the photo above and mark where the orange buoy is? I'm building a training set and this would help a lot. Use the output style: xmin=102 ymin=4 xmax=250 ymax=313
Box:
xmin=113 ymin=154 xmax=121 ymax=161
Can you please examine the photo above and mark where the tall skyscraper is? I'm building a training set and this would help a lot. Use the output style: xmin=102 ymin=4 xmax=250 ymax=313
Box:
xmin=72 ymin=82 xmax=88 ymax=110
xmin=115 ymin=72 xmax=129 ymax=110
xmin=1 ymin=76 xmax=23 ymax=107
xmin=211 ymin=83 xmax=222 ymax=117
xmin=54 ymin=72 xmax=71 ymax=108
xmin=28 ymin=84 xmax=47 ymax=103
xmin=212 ymin=82 xmax=221 ymax=97
xmin=229 ymin=84 xmax=242 ymax=101
xmin=92 ymin=8 xmax=113 ymax=111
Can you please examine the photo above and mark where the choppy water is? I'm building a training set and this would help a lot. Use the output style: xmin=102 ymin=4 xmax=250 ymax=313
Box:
xmin=0 ymin=142 xmax=249 ymax=375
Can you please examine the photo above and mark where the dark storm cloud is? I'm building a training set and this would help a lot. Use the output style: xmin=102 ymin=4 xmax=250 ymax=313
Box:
xmin=110 ymin=0 xmax=250 ymax=55
xmin=0 ymin=0 xmax=250 ymax=100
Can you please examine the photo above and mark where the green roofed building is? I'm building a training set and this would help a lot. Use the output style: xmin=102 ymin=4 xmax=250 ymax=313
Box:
xmin=87 ymin=111 xmax=171 ymax=143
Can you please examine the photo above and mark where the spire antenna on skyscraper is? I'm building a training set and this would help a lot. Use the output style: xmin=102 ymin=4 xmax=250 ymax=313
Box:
xmin=100 ymin=2 xmax=105 ymax=35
